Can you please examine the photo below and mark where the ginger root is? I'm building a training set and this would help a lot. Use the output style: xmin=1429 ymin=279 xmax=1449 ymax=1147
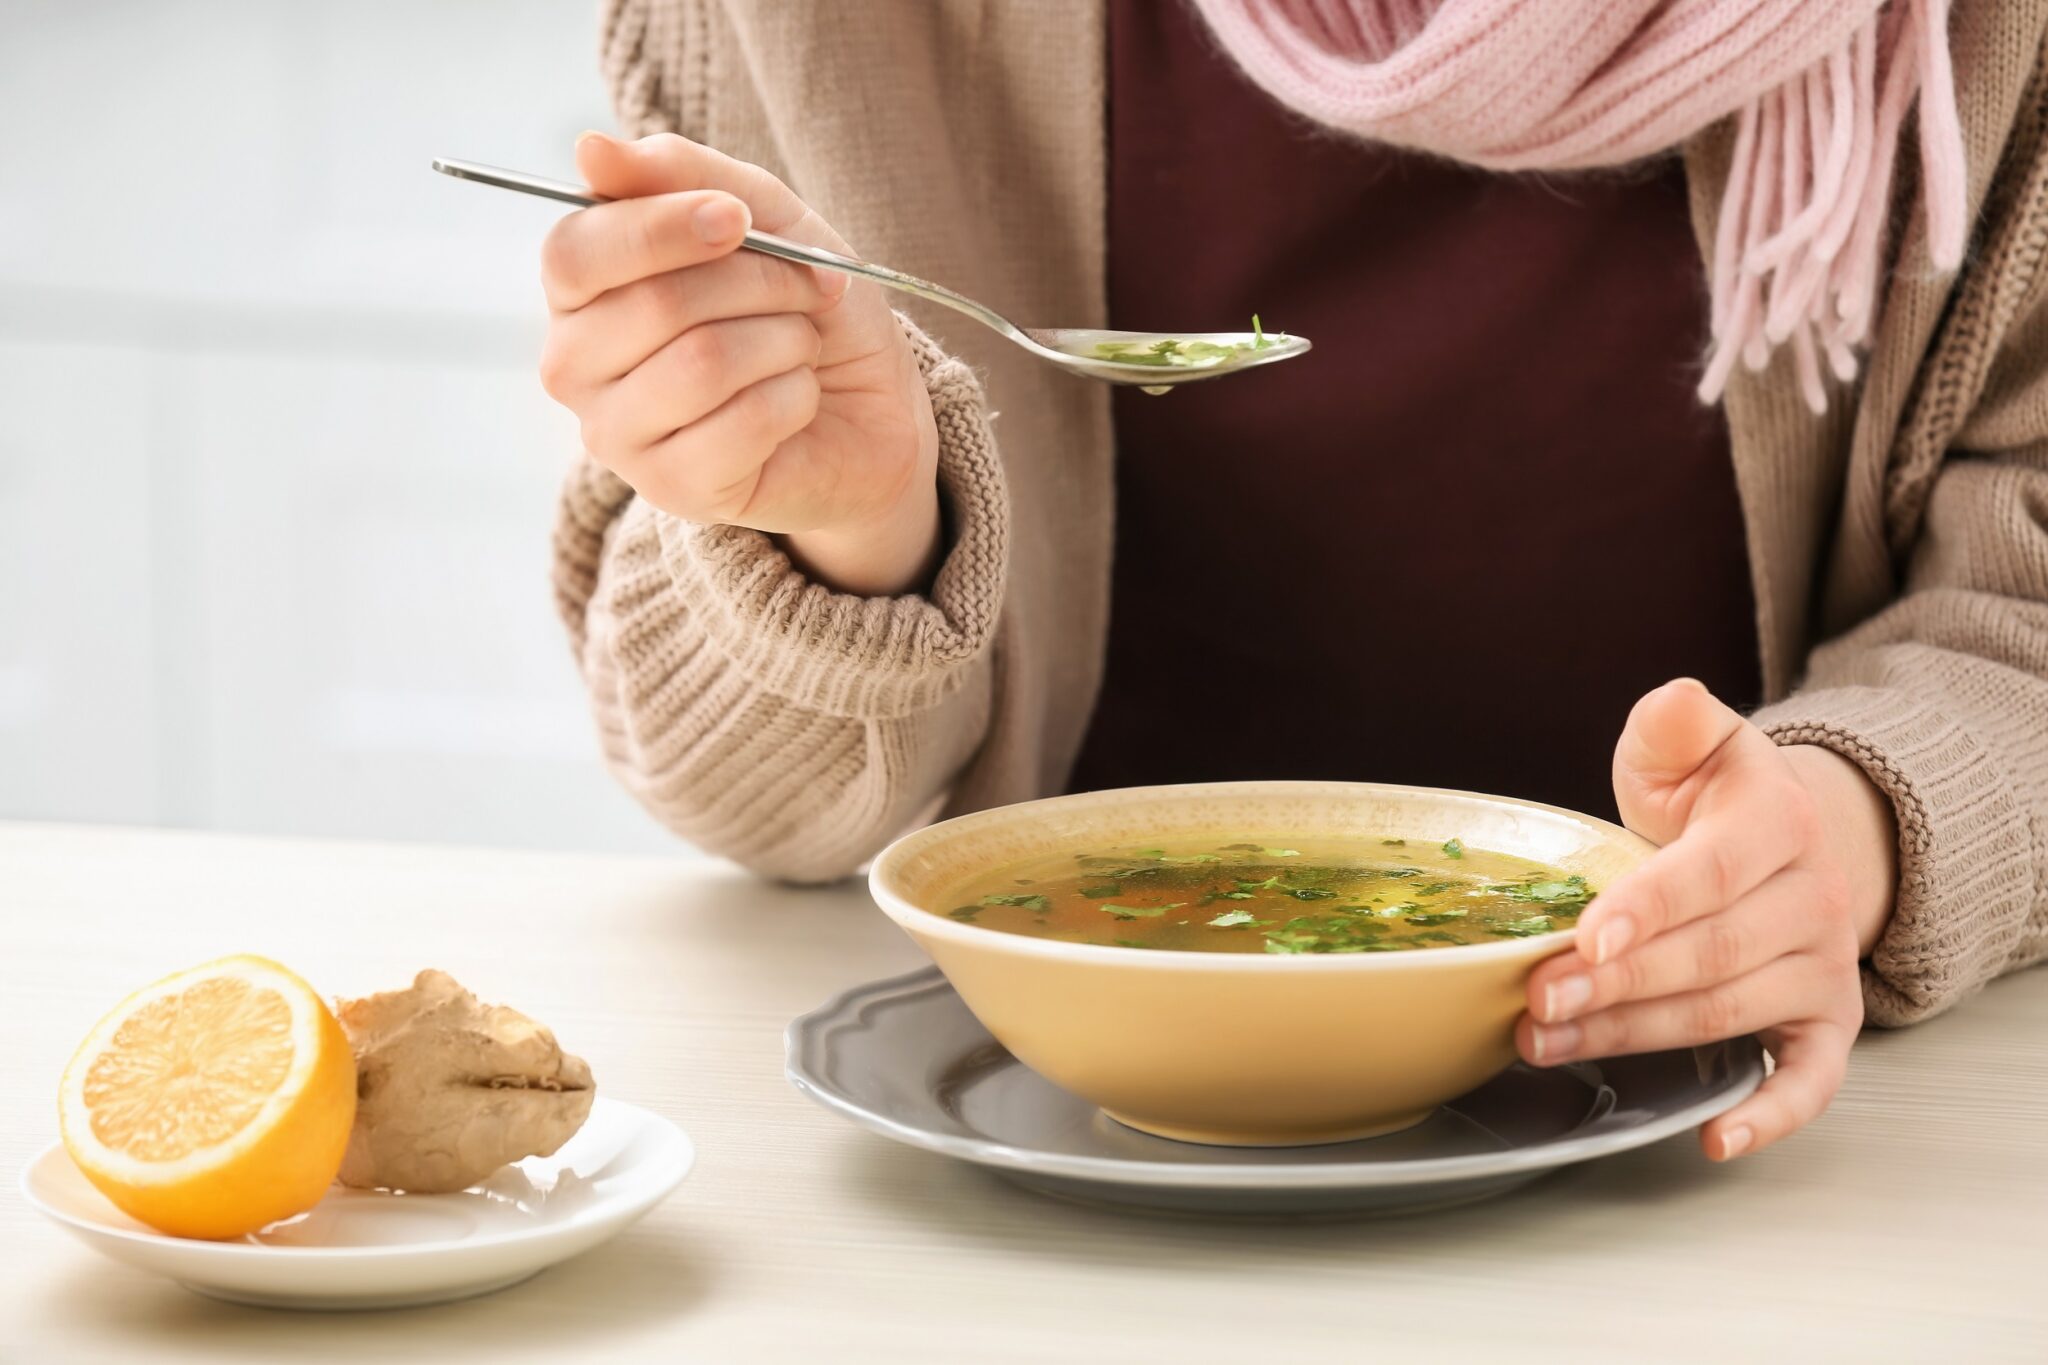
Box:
xmin=334 ymin=969 xmax=595 ymax=1193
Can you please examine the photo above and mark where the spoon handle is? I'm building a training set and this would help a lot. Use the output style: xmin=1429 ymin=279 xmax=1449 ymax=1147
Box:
xmin=430 ymin=158 xmax=1029 ymax=346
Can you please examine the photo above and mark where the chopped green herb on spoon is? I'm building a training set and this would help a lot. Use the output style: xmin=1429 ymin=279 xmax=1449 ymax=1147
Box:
xmin=1089 ymin=316 xmax=1285 ymax=395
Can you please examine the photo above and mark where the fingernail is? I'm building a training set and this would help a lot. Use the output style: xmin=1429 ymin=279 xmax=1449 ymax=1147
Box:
xmin=694 ymin=198 xmax=746 ymax=243
xmin=1530 ymin=1021 xmax=1580 ymax=1064
xmin=1593 ymin=914 xmax=1636 ymax=965
xmin=1544 ymin=974 xmax=1593 ymax=1022
xmin=576 ymin=129 xmax=614 ymax=150
xmin=815 ymin=267 xmax=850 ymax=298
xmin=1720 ymin=1125 xmax=1753 ymax=1160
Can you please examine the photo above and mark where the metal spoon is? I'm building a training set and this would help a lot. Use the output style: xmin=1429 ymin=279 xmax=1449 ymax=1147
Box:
xmin=432 ymin=157 xmax=1310 ymax=390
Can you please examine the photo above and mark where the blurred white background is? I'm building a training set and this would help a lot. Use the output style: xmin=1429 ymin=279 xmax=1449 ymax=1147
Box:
xmin=0 ymin=0 xmax=692 ymax=855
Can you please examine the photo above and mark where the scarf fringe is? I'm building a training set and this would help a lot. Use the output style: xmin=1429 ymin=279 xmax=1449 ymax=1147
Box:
xmin=1699 ymin=0 xmax=1966 ymax=414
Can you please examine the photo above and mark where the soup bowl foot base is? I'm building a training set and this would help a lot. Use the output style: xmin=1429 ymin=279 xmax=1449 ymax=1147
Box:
xmin=1098 ymin=1107 xmax=1434 ymax=1148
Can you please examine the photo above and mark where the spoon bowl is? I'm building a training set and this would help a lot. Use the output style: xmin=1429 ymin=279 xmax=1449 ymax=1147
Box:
xmin=1026 ymin=327 xmax=1313 ymax=388
xmin=432 ymin=158 xmax=1311 ymax=390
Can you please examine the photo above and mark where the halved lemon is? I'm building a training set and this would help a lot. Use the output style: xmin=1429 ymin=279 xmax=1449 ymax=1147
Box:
xmin=58 ymin=954 xmax=357 ymax=1240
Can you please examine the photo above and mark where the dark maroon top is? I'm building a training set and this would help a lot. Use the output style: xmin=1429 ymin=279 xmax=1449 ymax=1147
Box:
xmin=1068 ymin=0 xmax=1762 ymax=821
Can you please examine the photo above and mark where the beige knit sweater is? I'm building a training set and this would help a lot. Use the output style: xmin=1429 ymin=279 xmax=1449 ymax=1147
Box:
xmin=557 ymin=0 xmax=2048 ymax=1028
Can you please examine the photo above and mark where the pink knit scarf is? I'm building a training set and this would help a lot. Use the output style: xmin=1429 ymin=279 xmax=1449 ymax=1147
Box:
xmin=1188 ymin=0 xmax=1967 ymax=413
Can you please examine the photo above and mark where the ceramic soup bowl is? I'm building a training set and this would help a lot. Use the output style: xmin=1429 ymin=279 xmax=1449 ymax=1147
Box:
xmin=868 ymin=781 xmax=1654 ymax=1146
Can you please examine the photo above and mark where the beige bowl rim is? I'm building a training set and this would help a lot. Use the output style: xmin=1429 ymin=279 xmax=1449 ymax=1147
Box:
xmin=867 ymin=780 xmax=1653 ymax=974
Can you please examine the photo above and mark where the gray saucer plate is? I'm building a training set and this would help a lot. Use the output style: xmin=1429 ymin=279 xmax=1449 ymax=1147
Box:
xmin=787 ymin=967 xmax=1765 ymax=1217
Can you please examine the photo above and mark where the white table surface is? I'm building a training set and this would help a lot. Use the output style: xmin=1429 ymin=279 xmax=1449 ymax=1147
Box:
xmin=3 ymin=822 xmax=2044 ymax=1362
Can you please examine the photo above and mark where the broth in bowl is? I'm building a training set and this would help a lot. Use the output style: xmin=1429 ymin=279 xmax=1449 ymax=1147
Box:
xmin=940 ymin=836 xmax=1594 ymax=954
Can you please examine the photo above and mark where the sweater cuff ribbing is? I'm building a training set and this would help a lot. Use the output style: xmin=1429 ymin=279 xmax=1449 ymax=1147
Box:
xmin=645 ymin=313 xmax=1008 ymax=721
xmin=1753 ymin=685 xmax=2039 ymax=1027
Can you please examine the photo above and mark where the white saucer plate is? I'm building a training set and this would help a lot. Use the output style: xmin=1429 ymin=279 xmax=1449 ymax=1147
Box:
xmin=20 ymin=1096 xmax=693 ymax=1310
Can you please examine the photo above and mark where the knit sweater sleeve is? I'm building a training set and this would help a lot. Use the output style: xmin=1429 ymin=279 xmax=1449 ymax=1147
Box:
xmin=552 ymin=319 xmax=1008 ymax=881
xmin=1751 ymin=449 xmax=2048 ymax=1028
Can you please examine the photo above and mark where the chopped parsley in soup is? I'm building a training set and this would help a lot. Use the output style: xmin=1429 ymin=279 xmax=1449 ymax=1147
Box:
xmin=938 ymin=837 xmax=1594 ymax=954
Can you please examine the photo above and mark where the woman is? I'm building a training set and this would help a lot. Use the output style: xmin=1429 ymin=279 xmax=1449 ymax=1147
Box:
xmin=543 ymin=0 xmax=2048 ymax=1160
